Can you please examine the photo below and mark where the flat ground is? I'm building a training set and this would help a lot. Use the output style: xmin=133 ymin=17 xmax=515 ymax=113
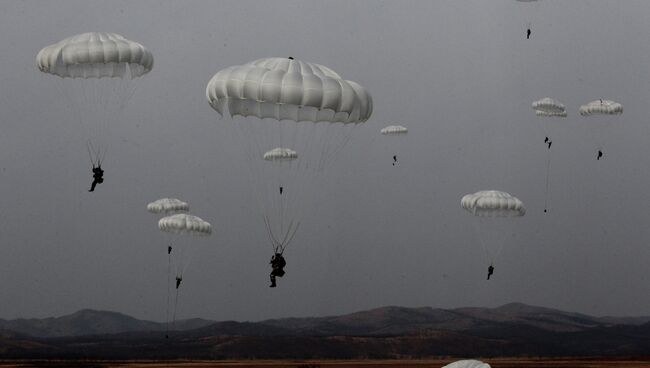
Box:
xmin=1 ymin=359 xmax=650 ymax=368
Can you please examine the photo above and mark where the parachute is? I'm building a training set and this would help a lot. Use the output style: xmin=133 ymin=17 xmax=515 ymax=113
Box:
xmin=147 ymin=198 xmax=190 ymax=215
xmin=532 ymin=98 xmax=566 ymax=213
xmin=532 ymin=97 xmax=567 ymax=117
xmin=158 ymin=213 xmax=212 ymax=331
xmin=579 ymin=99 xmax=623 ymax=161
xmin=442 ymin=360 xmax=491 ymax=368
xmin=264 ymin=148 xmax=298 ymax=162
xmin=146 ymin=198 xmax=189 ymax=338
xmin=515 ymin=0 xmax=540 ymax=40
xmin=36 ymin=32 xmax=153 ymax=169
xmin=159 ymin=214 xmax=212 ymax=236
xmin=461 ymin=190 xmax=526 ymax=217
xmin=579 ymin=99 xmax=623 ymax=116
xmin=461 ymin=190 xmax=525 ymax=267
xmin=36 ymin=32 xmax=153 ymax=78
xmin=380 ymin=125 xmax=408 ymax=166
xmin=206 ymin=57 xmax=372 ymax=123
xmin=380 ymin=125 xmax=408 ymax=135
xmin=206 ymin=57 xmax=372 ymax=259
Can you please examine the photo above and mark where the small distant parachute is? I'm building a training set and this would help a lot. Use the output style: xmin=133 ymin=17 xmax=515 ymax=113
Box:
xmin=381 ymin=125 xmax=408 ymax=166
xmin=159 ymin=214 xmax=212 ymax=236
xmin=461 ymin=190 xmax=525 ymax=269
xmin=381 ymin=125 xmax=408 ymax=135
xmin=158 ymin=213 xmax=212 ymax=274
xmin=579 ymin=100 xmax=623 ymax=116
xmin=532 ymin=98 xmax=566 ymax=213
xmin=147 ymin=198 xmax=190 ymax=215
xmin=442 ymin=360 xmax=491 ymax=368
xmin=461 ymin=190 xmax=526 ymax=217
xmin=532 ymin=97 xmax=567 ymax=117
xmin=264 ymin=148 xmax=298 ymax=162
xmin=158 ymin=213 xmax=212 ymax=334
xmin=147 ymin=199 xmax=189 ymax=338
xmin=579 ymin=100 xmax=623 ymax=161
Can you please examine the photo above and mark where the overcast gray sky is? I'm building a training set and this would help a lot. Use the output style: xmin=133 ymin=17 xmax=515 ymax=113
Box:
xmin=1 ymin=0 xmax=649 ymax=323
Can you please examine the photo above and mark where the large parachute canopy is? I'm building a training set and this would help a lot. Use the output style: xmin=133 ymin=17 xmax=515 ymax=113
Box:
xmin=158 ymin=214 xmax=212 ymax=236
xmin=532 ymin=97 xmax=567 ymax=117
xmin=443 ymin=360 xmax=491 ymax=368
xmin=579 ymin=100 xmax=623 ymax=116
xmin=381 ymin=125 xmax=408 ymax=135
xmin=206 ymin=57 xmax=372 ymax=123
xmin=461 ymin=190 xmax=526 ymax=217
xmin=36 ymin=32 xmax=153 ymax=79
xmin=147 ymin=198 xmax=190 ymax=215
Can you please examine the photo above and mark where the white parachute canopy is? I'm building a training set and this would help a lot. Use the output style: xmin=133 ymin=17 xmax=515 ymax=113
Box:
xmin=36 ymin=32 xmax=153 ymax=79
xmin=461 ymin=190 xmax=526 ymax=217
xmin=147 ymin=198 xmax=190 ymax=215
xmin=579 ymin=100 xmax=623 ymax=116
xmin=158 ymin=214 xmax=212 ymax=236
xmin=442 ymin=360 xmax=491 ymax=368
xmin=532 ymin=97 xmax=567 ymax=117
xmin=461 ymin=191 xmax=525 ymax=264
xmin=206 ymin=57 xmax=372 ymax=123
xmin=381 ymin=125 xmax=408 ymax=135
xmin=264 ymin=147 xmax=298 ymax=162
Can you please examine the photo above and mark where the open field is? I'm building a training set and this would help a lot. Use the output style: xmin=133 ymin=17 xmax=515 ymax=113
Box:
xmin=2 ymin=359 xmax=650 ymax=368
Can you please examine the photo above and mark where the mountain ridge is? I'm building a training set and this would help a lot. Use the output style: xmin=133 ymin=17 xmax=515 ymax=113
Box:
xmin=2 ymin=303 xmax=650 ymax=359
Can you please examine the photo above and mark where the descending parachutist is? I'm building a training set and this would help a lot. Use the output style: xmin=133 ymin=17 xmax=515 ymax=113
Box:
xmin=392 ymin=155 xmax=397 ymax=166
xmin=544 ymin=137 xmax=552 ymax=149
xmin=167 ymin=246 xmax=172 ymax=255
xmin=175 ymin=276 xmax=182 ymax=289
xmin=527 ymin=28 xmax=531 ymax=39
xmin=280 ymin=186 xmax=283 ymax=195
xmin=597 ymin=150 xmax=603 ymax=160
xmin=269 ymin=253 xmax=286 ymax=288
xmin=88 ymin=163 xmax=104 ymax=192
xmin=487 ymin=264 xmax=494 ymax=280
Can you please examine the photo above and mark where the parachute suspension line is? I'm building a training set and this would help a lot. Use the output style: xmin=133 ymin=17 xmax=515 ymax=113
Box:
xmin=171 ymin=286 xmax=180 ymax=335
xmin=178 ymin=239 xmax=208 ymax=277
xmin=86 ymin=140 xmax=97 ymax=167
xmin=264 ymin=215 xmax=282 ymax=253
xmin=472 ymin=219 xmax=492 ymax=265
xmin=491 ymin=236 xmax=507 ymax=266
xmin=165 ymin=245 xmax=172 ymax=339
xmin=278 ymin=221 xmax=301 ymax=255
xmin=320 ymin=123 xmax=357 ymax=172
xmin=263 ymin=215 xmax=300 ymax=254
xmin=543 ymin=150 xmax=552 ymax=213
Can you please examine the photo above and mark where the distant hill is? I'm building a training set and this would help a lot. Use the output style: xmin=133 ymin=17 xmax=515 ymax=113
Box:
xmin=257 ymin=302 xmax=650 ymax=336
xmin=1 ymin=303 xmax=649 ymax=359
xmin=0 ymin=309 xmax=213 ymax=338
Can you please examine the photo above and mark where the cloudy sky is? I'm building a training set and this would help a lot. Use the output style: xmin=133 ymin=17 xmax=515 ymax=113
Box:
xmin=1 ymin=0 xmax=649 ymax=323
